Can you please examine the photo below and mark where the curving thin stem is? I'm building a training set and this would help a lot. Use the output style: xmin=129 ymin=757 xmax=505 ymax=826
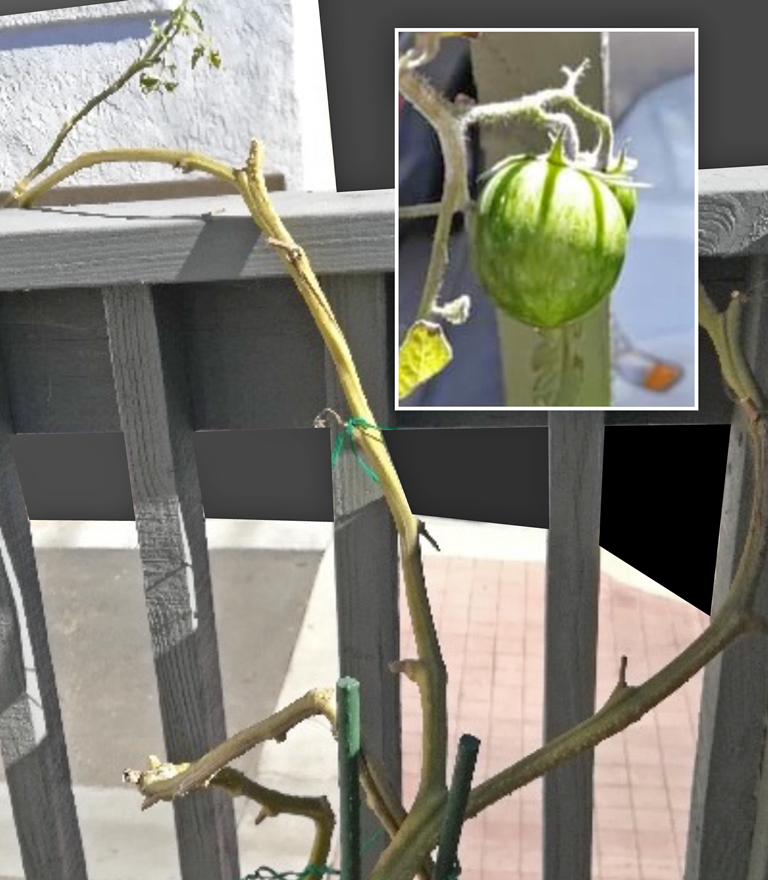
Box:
xmin=12 ymin=148 xmax=237 ymax=207
xmin=398 ymin=57 xmax=469 ymax=323
xmin=233 ymin=139 xmax=449 ymax=804
xmin=125 ymin=761 xmax=335 ymax=871
xmin=460 ymin=60 xmax=613 ymax=169
xmin=212 ymin=767 xmax=335 ymax=870
xmin=2 ymin=1 xmax=194 ymax=208
xmin=126 ymin=687 xmax=337 ymax=809
xmin=398 ymin=202 xmax=447 ymax=221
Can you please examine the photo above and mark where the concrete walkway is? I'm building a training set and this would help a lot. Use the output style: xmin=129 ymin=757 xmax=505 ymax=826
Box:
xmin=0 ymin=518 xmax=706 ymax=880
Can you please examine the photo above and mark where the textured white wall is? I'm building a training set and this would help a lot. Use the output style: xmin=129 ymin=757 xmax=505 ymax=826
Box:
xmin=0 ymin=0 xmax=336 ymax=192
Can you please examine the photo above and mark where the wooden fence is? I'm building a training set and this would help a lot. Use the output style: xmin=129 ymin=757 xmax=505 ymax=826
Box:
xmin=0 ymin=189 xmax=398 ymax=880
xmin=0 ymin=175 xmax=766 ymax=880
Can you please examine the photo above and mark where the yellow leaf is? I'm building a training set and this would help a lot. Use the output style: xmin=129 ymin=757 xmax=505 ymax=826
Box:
xmin=398 ymin=321 xmax=453 ymax=401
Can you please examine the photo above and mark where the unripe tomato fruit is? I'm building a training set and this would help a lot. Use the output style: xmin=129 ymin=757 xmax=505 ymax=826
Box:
xmin=471 ymin=143 xmax=630 ymax=329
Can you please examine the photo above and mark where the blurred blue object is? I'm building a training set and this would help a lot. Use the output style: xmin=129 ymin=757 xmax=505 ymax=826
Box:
xmin=610 ymin=73 xmax=696 ymax=407
xmin=398 ymin=46 xmax=696 ymax=408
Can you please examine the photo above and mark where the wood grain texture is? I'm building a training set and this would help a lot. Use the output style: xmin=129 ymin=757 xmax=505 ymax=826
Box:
xmin=0 ymin=287 xmax=118 ymax=434
xmin=543 ymin=411 xmax=604 ymax=880
xmin=700 ymin=167 xmax=768 ymax=256
xmin=179 ymin=277 xmax=326 ymax=430
xmin=102 ymin=284 xmax=238 ymax=880
xmin=0 ymin=190 xmax=394 ymax=292
xmin=322 ymin=273 xmax=401 ymax=875
xmin=685 ymin=255 xmax=768 ymax=880
xmin=0 ymin=357 xmax=87 ymax=880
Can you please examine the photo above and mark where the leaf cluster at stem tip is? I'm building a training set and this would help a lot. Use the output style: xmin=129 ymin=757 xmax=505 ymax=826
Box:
xmin=139 ymin=2 xmax=222 ymax=95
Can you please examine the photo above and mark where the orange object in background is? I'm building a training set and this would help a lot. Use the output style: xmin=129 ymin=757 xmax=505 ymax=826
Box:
xmin=614 ymin=348 xmax=684 ymax=392
xmin=643 ymin=361 xmax=684 ymax=392
xmin=611 ymin=317 xmax=684 ymax=393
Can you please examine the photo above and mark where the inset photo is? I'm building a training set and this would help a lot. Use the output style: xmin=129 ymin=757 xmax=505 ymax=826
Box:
xmin=397 ymin=29 xmax=697 ymax=409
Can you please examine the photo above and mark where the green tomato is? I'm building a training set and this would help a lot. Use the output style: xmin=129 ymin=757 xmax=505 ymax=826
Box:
xmin=471 ymin=145 xmax=630 ymax=329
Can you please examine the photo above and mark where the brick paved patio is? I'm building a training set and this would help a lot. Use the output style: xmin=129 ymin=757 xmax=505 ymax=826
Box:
xmin=400 ymin=557 xmax=708 ymax=880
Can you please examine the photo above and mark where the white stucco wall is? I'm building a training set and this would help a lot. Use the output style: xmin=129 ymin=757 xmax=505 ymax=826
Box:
xmin=0 ymin=0 xmax=336 ymax=193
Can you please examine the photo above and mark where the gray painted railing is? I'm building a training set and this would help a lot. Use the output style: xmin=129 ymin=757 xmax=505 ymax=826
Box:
xmin=692 ymin=167 xmax=768 ymax=880
xmin=0 ymin=175 xmax=766 ymax=880
xmin=0 ymin=189 xmax=397 ymax=880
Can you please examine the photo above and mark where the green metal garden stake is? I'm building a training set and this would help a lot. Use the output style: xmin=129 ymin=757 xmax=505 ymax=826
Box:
xmin=433 ymin=734 xmax=481 ymax=880
xmin=337 ymin=677 xmax=361 ymax=880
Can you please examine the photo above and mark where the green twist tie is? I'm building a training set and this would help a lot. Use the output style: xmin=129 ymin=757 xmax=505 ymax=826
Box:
xmin=240 ymin=860 xmax=459 ymax=880
xmin=327 ymin=416 xmax=395 ymax=483
xmin=241 ymin=866 xmax=339 ymax=879
xmin=238 ymin=828 xmax=405 ymax=880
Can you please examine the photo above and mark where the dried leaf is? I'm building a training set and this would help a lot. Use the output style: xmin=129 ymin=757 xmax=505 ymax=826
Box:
xmin=398 ymin=321 xmax=452 ymax=401
xmin=432 ymin=294 xmax=471 ymax=325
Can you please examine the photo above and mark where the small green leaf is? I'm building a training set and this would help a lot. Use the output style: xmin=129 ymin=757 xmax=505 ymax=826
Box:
xmin=191 ymin=44 xmax=205 ymax=68
xmin=398 ymin=321 xmax=453 ymax=401
xmin=139 ymin=74 xmax=161 ymax=93
xmin=163 ymin=81 xmax=179 ymax=92
xmin=189 ymin=7 xmax=204 ymax=30
xmin=208 ymin=49 xmax=221 ymax=68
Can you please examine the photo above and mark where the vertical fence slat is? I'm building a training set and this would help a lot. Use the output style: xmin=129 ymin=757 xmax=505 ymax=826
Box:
xmin=0 ymin=360 xmax=88 ymax=880
xmin=102 ymin=284 xmax=238 ymax=880
xmin=323 ymin=273 xmax=400 ymax=875
xmin=543 ymin=411 xmax=604 ymax=880
xmin=685 ymin=261 xmax=768 ymax=880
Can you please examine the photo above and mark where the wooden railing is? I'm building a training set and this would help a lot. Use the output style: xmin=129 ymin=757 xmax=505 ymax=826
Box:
xmin=0 ymin=173 xmax=767 ymax=880
xmin=0 ymin=189 xmax=398 ymax=880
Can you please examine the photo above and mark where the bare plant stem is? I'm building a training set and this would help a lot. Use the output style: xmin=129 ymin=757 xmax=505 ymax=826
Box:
xmin=11 ymin=148 xmax=237 ymax=206
xmin=461 ymin=60 xmax=614 ymax=170
xmin=1 ymin=1 xmax=196 ymax=208
xmin=234 ymin=139 xmax=449 ymax=805
xmin=397 ymin=57 xmax=469 ymax=324
xmin=398 ymin=202 xmax=445 ymax=221
xmin=125 ymin=758 xmax=335 ymax=870
xmin=212 ymin=768 xmax=335 ymax=870
xmin=126 ymin=687 xmax=336 ymax=809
